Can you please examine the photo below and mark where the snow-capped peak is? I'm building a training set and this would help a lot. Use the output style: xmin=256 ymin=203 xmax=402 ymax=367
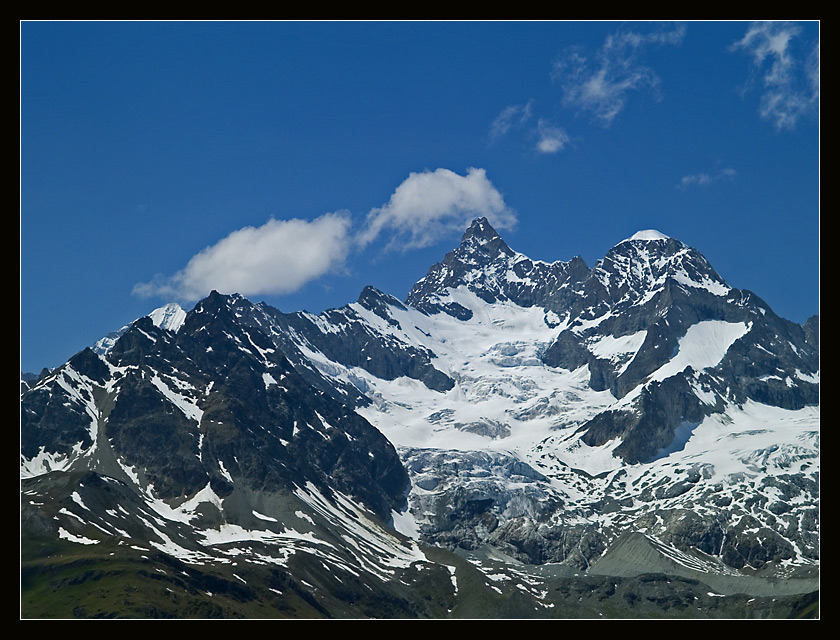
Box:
xmin=625 ymin=229 xmax=670 ymax=242
xmin=91 ymin=302 xmax=186 ymax=356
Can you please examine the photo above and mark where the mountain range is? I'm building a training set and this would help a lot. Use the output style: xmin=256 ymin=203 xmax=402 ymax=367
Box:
xmin=20 ymin=218 xmax=819 ymax=618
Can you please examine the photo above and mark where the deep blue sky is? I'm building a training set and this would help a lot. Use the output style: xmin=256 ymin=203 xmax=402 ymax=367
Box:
xmin=20 ymin=20 xmax=819 ymax=374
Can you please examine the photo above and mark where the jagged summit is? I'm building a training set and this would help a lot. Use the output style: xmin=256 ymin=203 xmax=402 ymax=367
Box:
xmin=407 ymin=219 xmax=731 ymax=322
xmin=406 ymin=217 xmax=589 ymax=318
xmin=463 ymin=215 xmax=497 ymax=238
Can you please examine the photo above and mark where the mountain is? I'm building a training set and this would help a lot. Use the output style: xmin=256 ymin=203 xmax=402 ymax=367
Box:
xmin=20 ymin=218 xmax=819 ymax=618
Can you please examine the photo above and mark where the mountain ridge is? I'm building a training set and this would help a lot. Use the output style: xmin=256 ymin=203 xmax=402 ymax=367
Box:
xmin=20 ymin=217 xmax=819 ymax=618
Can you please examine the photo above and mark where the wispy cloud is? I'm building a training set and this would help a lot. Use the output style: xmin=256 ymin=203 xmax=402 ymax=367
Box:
xmin=677 ymin=167 xmax=737 ymax=189
xmin=134 ymin=168 xmax=517 ymax=302
xmin=357 ymin=168 xmax=517 ymax=250
xmin=731 ymin=21 xmax=819 ymax=130
xmin=487 ymin=25 xmax=683 ymax=152
xmin=488 ymin=104 xmax=569 ymax=155
xmin=488 ymin=101 xmax=533 ymax=144
xmin=552 ymin=24 xmax=686 ymax=126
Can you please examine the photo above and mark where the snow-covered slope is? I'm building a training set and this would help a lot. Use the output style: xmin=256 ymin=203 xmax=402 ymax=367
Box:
xmin=266 ymin=219 xmax=819 ymax=574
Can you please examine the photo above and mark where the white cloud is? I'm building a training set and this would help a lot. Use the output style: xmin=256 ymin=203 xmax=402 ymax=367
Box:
xmin=535 ymin=119 xmax=570 ymax=154
xmin=134 ymin=168 xmax=516 ymax=302
xmin=678 ymin=167 xmax=737 ymax=189
xmin=357 ymin=168 xmax=517 ymax=251
xmin=133 ymin=212 xmax=353 ymax=302
xmin=552 ymin=24 xmax=685 ymax=126
xmin=731 ymin=21 xmax=819 ymax=130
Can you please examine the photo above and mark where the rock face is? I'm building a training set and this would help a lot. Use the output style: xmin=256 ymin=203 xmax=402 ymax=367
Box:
xmin=22 ymin=291 xmax=410 ymax=522
xmin=20 ymin=218 xmax=819 ymax=618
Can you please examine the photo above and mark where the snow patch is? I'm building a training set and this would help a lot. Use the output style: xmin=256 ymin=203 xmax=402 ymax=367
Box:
xmin=651 ymin=320 xmax=751 ymax=383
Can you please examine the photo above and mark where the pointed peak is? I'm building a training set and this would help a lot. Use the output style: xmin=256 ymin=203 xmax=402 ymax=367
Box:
xmin=457 ymin=218 xmax=515 ymax=260
xmin=462 ymin=217 xmax=501 ymax=243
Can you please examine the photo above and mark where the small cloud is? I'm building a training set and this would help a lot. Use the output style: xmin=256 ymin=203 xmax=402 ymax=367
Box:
xmin=133 ymin=212 xmax=353 ymax=302
xmin=731 ymin=21 xmax=819 ymax=130
xmin=535 ymin=119 xmax=570 ymax=154
xmin=678 ymin=167 xmax=737 ymax=189
xmin=357 ymin=167 xmax=517 ymax=251
xmin=552 ymin=24 xmax=685 ymax=126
